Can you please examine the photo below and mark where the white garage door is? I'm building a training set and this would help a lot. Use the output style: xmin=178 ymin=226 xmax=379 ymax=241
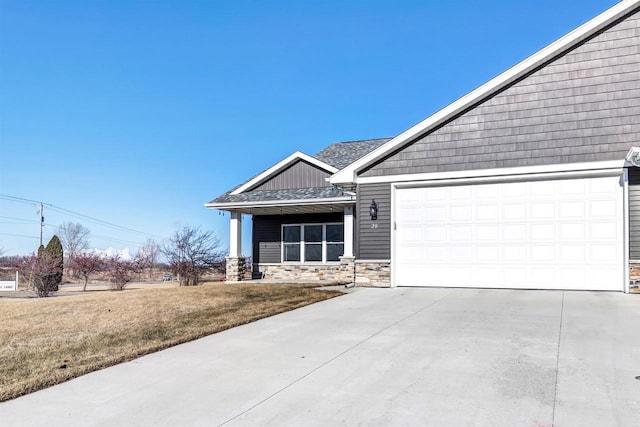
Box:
xmin=394 ymin=175 xmax=624 ymax=290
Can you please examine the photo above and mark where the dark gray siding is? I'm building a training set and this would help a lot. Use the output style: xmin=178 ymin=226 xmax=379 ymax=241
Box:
xmin=252 ymin=213 xmax=344 ymax=264
xmin=361 ymin=10 xmax=640 ymax=177
xmin=629 ymin=168 xmax=640 ymax=259
xmin=251 ymin=160 xmax=331 ymax=191
xmin=357 ymin=183 xmax=391 ymax=260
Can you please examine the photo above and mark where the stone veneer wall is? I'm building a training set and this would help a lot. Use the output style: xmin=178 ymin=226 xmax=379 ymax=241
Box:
xmin=629 ymin=262 xmax=640 ymax=292
xmin=256 ymin=257 xmax=355 ymax=283
xmin=226 ymin=256 xmax=247 ymax=281
xmin=355 ymin=261 xmax=391 ymax=287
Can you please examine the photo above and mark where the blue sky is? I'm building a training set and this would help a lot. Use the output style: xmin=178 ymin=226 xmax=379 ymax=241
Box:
xmin=0 ymin=0 xmax=618 ymax=256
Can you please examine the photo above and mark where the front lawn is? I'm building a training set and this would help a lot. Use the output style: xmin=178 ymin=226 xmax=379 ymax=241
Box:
xmin=0 ymin=282 xmax=342 ymax=402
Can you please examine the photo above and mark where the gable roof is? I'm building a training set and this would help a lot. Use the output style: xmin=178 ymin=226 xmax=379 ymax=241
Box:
xmin=230 ymin=151 xmax=337 ymax=196
xmin=330 ymin=0 xmax=640 ymax=186
xmin=206 ymin=137 xmax=390 ymax=210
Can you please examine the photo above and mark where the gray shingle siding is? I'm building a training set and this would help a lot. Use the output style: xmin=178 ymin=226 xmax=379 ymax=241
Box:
xmin=250 ymin=160 xmax=331 ymax=192
xmin=628 ymin=168 xmax=640 ymax=260
xmin=356 ymin=183 xmax=391 ymax=260
xmin=360 ymin=9 xmax=640 ymax=178
xmin=253 ymin=213 xmax=344 ymax=264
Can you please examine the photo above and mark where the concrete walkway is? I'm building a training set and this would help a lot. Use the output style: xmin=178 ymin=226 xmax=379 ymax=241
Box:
xmin=1 ymin=288 xmax=639 ymax=426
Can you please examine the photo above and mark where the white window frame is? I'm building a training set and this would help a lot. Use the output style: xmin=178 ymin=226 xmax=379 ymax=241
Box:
xmin=281 ymin=223 xmax=343 ymax=264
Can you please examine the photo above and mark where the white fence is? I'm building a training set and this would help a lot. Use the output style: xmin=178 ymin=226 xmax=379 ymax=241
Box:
xmin=0 ymin=272 xmax=19 ymax=291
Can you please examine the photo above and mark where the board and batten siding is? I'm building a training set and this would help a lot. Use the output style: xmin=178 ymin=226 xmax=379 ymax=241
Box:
xmin=252 ymin=213 xmax=344 ymax=264
xmin=357 ymin=183 xmax=391 ymax=260
xmin=250 ymin=160 xmax=331 ymax=192
xmin=628 ymin=167 xmax=640 ymax=260
xmin=360 ymin=9 xmax=640 ymax=177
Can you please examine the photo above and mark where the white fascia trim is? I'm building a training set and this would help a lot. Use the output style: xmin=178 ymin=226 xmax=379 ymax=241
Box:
xmin=330 ymin=0 xmax=640 ymax=186
xmin=204 ymin=196 xmax=355 ymax=210
xmin=392 ymin=168 xmax=623 ymax=190
xmin=623 ymin=168 xmax=630 ymax=293
xmin=357 ymin=160 xmax=626 ymax=185
xmin=231 ymin=151 xmax=339 ymax=195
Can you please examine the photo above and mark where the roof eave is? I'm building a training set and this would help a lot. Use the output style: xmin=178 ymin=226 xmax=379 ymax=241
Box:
xmin=330 ymin=0 xmax=640 ymax=185
xmin=204 ymin=196 xmax=356 ymax=211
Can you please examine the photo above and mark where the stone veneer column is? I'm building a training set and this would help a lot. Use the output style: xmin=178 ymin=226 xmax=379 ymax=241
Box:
xmin=339 ymin=256 xmax=356 ymax=283
xmin=226 ymin=256 xmax=246 ymax=281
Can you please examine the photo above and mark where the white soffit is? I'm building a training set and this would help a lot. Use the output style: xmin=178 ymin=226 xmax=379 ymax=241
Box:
xmin=330 ymin=0 xmax=640 ymax=186
xmin=231 ymin=151 xmax=339 ymax=195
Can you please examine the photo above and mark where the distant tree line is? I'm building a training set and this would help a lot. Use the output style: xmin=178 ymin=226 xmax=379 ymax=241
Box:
xmin=1 ymin=224 xmax=225 ymax=297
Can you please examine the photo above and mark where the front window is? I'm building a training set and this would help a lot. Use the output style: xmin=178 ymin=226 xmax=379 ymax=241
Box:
xmin=304 ymin=225 xmax=323 ymax=262
xmin=282 ymin=223 xmax=344 ymax=263
xmin=326 ymin=224 xmax=344 ymax=262
xmin=283 ymin=225 xmax=301 ymax=262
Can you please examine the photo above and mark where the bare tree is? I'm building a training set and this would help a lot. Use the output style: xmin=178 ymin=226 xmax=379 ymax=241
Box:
xmin=58 ymin=222 xmax=90 ymax=269
xmin=14 ymin=252 xmax=62 ymax=297
xmin=106 ymin=255 xmax=141 ymax=291
xmin=71 ymin=253 xmax=105 ymax=291
xmin=163 ymin=226 xmax=224 ymax=286
xmin=136 ymin=238 xmax=161 ymax=279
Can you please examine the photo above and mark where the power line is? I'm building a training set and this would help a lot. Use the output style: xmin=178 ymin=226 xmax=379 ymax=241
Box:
xmin=39 ymin=222 xmax=145 ymax=247
xmin=0 ymin=216 xmax=39 ymax=223
xmin=0 ymin=194 xmax=39 ymax=206
xmin=48 ymin=205 xmax=165 ymax=239
xmin=0 ymin=232 xmax=39 ymax=240
xmin=0 ymin=193 xmax=166 ymax=240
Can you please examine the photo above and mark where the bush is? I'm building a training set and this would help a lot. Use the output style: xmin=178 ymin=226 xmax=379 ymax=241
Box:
xmin=44 ymin=236 xmax=64 ymax=291
xmin=14 ymin=253 xmax=62 ymax=297
xmin=106 ymin=256 xmax=141 ymax=291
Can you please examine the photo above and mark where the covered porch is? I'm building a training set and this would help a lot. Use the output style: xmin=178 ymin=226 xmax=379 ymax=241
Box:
xmin=210 ymin=200 xmax=356 ymax=282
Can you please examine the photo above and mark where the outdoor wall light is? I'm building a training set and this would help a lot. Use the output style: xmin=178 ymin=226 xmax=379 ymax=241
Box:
xmin=369 ymin=199 xmax=378 ymax=220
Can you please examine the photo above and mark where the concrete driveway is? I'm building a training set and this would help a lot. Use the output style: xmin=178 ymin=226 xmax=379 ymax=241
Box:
xmin=1 ymin=287 xmax=639 ymax=426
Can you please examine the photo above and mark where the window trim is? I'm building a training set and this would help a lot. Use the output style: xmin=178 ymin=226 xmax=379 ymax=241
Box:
xmin=281 ymin=222 xmax=344 ymax=264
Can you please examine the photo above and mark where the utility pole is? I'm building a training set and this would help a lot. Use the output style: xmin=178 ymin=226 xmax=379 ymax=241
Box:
xmin=39 ymin=203 xmax=44 ymax=247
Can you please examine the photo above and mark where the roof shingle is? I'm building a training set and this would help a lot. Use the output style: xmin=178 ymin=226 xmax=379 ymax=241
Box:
xmin=314 ymin=138 xmax=391 ymax=169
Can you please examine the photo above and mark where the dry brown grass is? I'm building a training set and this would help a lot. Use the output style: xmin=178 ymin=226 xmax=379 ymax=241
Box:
xmin=0 ymin=282 xmax=342 ymax=402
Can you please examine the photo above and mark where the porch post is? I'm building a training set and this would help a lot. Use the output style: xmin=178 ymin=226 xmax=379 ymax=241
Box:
xmin=338 ymin=206 xmax=356 ymax=284
xmin=226 ymin=211 xmax=246 ymax=281
xmin=343 ymin=206 xmax=354 ymax=257
xmin=229 ymin=211 xmax=242 ymax=257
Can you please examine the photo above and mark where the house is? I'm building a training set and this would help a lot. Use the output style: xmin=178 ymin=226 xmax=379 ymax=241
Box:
xmin=206 ymin=0 xmax=640 ymax=292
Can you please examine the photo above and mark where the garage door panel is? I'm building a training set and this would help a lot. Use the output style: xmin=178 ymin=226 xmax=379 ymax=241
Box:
xmin=559 ymin=245 xmax=586 ymax=262
xmin=423 ymin=206 xmax=447 ymax=222
xmin=394 ymin=175 xmax=623 ymax=291
xmin=590 ymin=244 xmax=618 ymax=261
xmin=590 ymin=222 xmax=617 ymax=240
xmin=530 ymin=223 xmax=555 ymax=240
xmin=503 ymin=268 xmax=528 ymax=286
xmin=503 ymin=224 xmax=527 ymax=240
xmin=503 ymin=245 xmax=527 ymax=262
xmin=530 ymin=202 xmax=555 ymax=219
xmin=451 ymin=226 xmax=473 ymax=241
xmin=448 ymin=246 xmax=472 ymax=262
xmin=591 ymin=200 xmax=617 ymax=217
xmin=560 ymin=223 xmax=585 ymax=239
